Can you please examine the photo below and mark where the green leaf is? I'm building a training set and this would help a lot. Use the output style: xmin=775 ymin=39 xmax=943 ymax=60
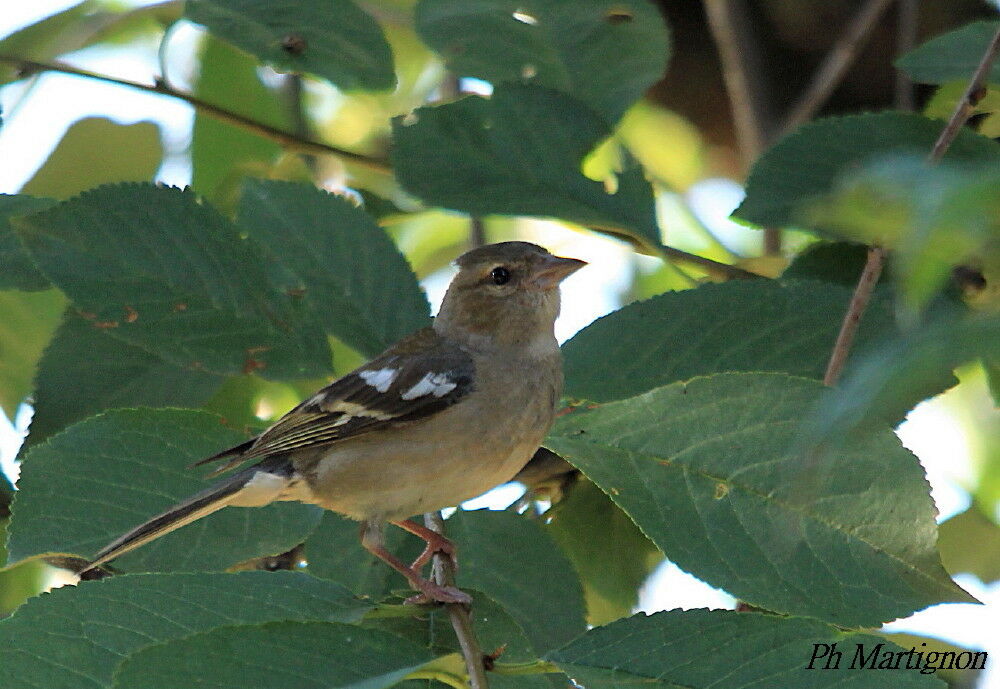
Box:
xmin=561 ymin=279 xmax=898 ymax=402
xmin=803 ymin=313 xmax=1000 ymax=443
xmin=15 ymin=183 xmax=331 ymax=379
xmin=734 ymin=112 xmax=1000 ymax=229
xmin=8 ymin=408 xmax=322 ymax=571
xmin=112 ymin=620 xmax=432 ymax=689
xmin=896 ymin=20 xmax=1000 ymax=86
xmin=445 ymin=509 xmax=587 ymax=653
xmin=0 ymin=289 xmax=66 ymax=421
xmin=27 ymin=312 xmax=223 ymax=444
xmin=238 ymin=179 xmax=431 ymax=357
xmin=392 ymin=84 xmax=661 ymax=251
xmin=415 ymin=0 xmax=670 ymax=122
xmin=0 ymin=571 xmax=370 ymax=689
xmin=782 ymin=241 xmax=875 ymax=286
xmin=802 ymin=155 xmax=1000 ymax=312
xmin=937 ymin=506 xmax=1000 ymax=584
xmin=21 ymin=117 xmax=163 ymax=200
xmin=546 ymin=609 xmax=946 ymax=688
xmin=185 ymin=0 xmax=395 ymax=91
xmin=191 ymin=35 xmax=287 ymax=205
xmin=547 ymin=372 xmax=971 ymax=627
xmin=546 ymin=479 xmax=661 ymax=625
xmin=0 ymin=194 xmax=56 ymax=290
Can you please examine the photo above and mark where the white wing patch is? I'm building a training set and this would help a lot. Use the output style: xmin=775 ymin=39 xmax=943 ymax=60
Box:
xmin=401 ymin=372 xmax=458 ymax=400
xmin=359 ymin=367 xmax=399 ymax=393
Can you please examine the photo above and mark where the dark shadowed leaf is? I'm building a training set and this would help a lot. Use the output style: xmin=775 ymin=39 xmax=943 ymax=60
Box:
xmin=0 ymin=195 xmax=55 ymax=290
xmin=415 ymin=0 xmax=670 ymax=122
xmin=896 ymin=20 xmax=1000 ymax=85
xmin=0 ymin=571 xmax=369 ymax=689
xmin=112 ymin=620 xmax=433 ymax=689
xmin=547 ymin=609 xmax=946 ymax=688
xmin=445 ymin=509 xmax=587 ymax=653
xmin=27 ymin=312 xmax=223 ymax=444
xmin=735 ymin=112 xmax=1000 ymax=229
xmin=392 ymin=84 xmax=660 ymax=251
xmin=8 ymin=408 xmax=322 ymax=571
xmin=547 ymin=373 xmax=972 ymax=627
xmin=561 ymin=279 xmax=900 ymax=402
xmin=15 ymin=183 xmax=331 ymax=379
xmin=185 ymin=0 xmax=395 ymax=90
xmin=238 ymin=179 xmax=431 ymax=357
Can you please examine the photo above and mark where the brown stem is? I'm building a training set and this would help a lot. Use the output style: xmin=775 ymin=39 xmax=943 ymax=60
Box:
xmin=823 ymin=246 xmax=885 ymax=386
xmin=780 ymin=0 xmax=895 ymax=135
xmin=424 ymin=511 xmax=490 ymax=689
xmin=0 ymin=55 xmax=391 ymax=174
xmin=823 ymin=22 xmax=1000 ymax=387
xmin=702 ymin=0 xmax=768 ymax=164
xmin=659 ymin=244 xmax=761 ymax=280
xmin=894 ymin=0 xmax=919 ymax=111
xmin=926 ymin=24 xmax=1000 ymax=164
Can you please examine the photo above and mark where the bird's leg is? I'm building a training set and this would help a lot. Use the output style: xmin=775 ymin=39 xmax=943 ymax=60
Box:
xmin=391 ymin=518 xmax=458 ymax=572
xmin=359 ymin=521 xmax=470 ymax=605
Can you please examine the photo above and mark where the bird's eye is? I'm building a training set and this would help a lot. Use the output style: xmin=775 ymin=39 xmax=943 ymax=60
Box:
xmin=490 ymin=266 xmax=511 ymax=285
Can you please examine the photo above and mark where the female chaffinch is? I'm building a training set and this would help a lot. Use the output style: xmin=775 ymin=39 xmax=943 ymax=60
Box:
xmin=82 ymin=241 xmax=585 ymax=604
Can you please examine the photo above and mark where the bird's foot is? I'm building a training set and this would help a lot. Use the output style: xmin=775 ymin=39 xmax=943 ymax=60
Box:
xmin=404 ymin=580 xmax=472 ymax=606
xmin=392 ymin=519 xmax=459 ymax=572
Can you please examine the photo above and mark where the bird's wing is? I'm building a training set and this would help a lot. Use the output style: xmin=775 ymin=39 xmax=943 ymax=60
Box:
xmin=194 ymin=327 xmax=475 ymax=475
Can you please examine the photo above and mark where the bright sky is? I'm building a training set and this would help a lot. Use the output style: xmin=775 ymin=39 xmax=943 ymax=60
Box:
xmin=1 ymin=3 xmax=998 ymax=687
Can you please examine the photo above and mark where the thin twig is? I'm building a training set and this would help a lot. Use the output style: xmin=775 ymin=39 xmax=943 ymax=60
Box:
xmin=702 ymin=1 xmax=781 ymax=254
xmin=894 ymin=0 xmax=919 ymax=111
xmin=703 ymin=0 xmax=767 ymax=163
xmin=781 ymin=0 xmax=895 ymax=135
xmin=659 ymin=244 xmax=761 ymax=280
xmin=424 ymin=511 xmax=489 ymax=689
xmin=927 ymin=24 xmax=1000 ymax=164
xmin=0 ymin=55 xmax=391 ymax=173
xmin=823 ymin=22 xmax=1000 ymax=387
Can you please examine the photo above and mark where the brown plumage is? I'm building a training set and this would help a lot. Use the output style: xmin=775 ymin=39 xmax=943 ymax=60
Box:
xmin=82 ymin=241 xmax=585 ymax=604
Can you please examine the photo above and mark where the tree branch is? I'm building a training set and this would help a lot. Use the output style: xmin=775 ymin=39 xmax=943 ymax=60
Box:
xmin=659 ymin=244 xmax=762 ymax=280
xmin=780 ymin=0 xmax=895 ymax=136
xmin=424 ymin=511 xmax=490 ymax=689
xmin=0 ymin=55 xmax=391 ymax=174
xmin=702 ymin=0 xmax=781 ymax=254
xmin=823 ymin=22 xmax=1000 ymax=387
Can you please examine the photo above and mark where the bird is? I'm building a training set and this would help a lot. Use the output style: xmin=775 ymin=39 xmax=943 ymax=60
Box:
xmin=80 ymin=241 xmax=586 ymax=604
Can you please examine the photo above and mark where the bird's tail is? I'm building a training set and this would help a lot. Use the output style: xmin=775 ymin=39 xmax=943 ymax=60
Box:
xmin=80 ymin=457 xmax=296 ymax=574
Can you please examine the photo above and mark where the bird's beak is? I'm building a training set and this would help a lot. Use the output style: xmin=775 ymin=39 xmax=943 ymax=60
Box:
xmin=530 ymin=254 xmax=587 ymax=289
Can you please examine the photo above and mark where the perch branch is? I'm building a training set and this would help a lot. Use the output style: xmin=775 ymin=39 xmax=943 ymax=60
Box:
xmin=424 ymin=511 xmax=490 ymax=689
xmin=0 ymin=56 xmax=391 ymax=173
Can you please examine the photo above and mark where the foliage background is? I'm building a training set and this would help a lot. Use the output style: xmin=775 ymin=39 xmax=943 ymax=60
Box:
xmin=0 ymin=1 xmax=999 ymax=688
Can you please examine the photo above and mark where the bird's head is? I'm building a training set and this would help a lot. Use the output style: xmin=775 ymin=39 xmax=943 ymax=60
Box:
xmin=435 ymin=242 xmax=586 ymax=350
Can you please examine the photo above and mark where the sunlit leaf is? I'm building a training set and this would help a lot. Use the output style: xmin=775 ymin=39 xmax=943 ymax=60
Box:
xmin=937 ymin=506 xmax=1000 ymax=584
xmin=0 ymin=289 xmax=66 ymax=421
xmin=21 ymin=117 xmax=163 ymax=200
